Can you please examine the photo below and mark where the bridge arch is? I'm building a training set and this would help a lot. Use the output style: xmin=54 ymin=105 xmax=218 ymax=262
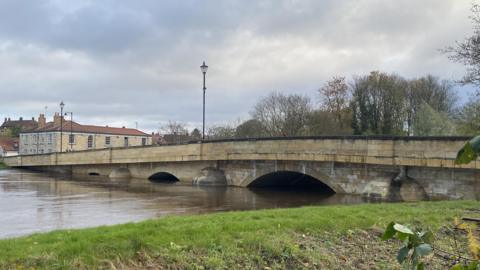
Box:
xmin=148 ymin=172 xmax=179 ymax=183
xmin=246 ymin=171 xmax=335 ymax=193
xmin=240 ymin=165 xmax=345 ymax=194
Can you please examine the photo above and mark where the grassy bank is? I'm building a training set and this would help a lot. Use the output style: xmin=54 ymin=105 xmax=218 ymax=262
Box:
xmin=0 ymin=162 xmax=6 ymax=170
xmin=0 ymin=200 xmax=478 ymax=269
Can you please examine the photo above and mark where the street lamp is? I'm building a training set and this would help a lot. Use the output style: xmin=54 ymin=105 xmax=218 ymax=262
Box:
xmin=65 ymin=112 xmax=73 ymax=151
xmin=60 ymin=101 xmax=64 ymax=153
xmin=200 ymin=61 xmax=208 ymax=140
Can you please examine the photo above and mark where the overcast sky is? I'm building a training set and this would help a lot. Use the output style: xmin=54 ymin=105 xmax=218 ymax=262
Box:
xmin=0 ymin=0 xmax=476 ymax=132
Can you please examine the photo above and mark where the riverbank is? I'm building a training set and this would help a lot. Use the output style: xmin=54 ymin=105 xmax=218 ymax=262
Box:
xmin=0 ymin=200 xmax=478 ymax=269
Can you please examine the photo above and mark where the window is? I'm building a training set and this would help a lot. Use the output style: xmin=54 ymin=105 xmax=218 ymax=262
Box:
xmin=105 ymin=136 xmax=111 ymax=145
xmin=87 ymin=135 xmax=93 ymax=148
xmin=124 ymin=137 xmax=129 ymax=147
xmin=142 ymin=137 xmax=147 ymax=146
xmin=48 ymin=134 xmax=53 ymax=144
xmin=69 ymin=134 xmax=75 ymax=144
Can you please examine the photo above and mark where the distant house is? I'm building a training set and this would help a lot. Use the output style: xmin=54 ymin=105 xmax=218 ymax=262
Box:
xmin=151 ymin=132 xmax=165 ymax=145
xmin=19 ymin=113 xmax=152 ymax=155
xmin=0 ymin=137 xmax=19 ymax=157
xmin=0 ymin=117 xmax=38 ymax=137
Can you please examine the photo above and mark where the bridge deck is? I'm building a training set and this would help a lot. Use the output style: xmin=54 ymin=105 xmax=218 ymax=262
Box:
xmin=3 ymin=137 xmax=478 ymax=170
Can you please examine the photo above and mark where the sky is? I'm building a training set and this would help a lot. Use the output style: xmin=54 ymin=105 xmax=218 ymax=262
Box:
xmin=0 ymin=0 xmax=477 ymax=133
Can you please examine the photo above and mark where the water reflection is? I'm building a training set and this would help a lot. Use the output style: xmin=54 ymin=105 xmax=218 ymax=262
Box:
xmin=0 ymin=169 xmax=367 ymax=239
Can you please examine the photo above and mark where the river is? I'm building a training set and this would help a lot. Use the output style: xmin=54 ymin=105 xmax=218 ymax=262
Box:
xmin=0 ymin=169 xmax=368 ymax=239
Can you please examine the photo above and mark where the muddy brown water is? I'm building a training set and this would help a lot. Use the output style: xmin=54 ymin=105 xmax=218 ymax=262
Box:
xmin=0 ymin=169 xmax=372 ymax=239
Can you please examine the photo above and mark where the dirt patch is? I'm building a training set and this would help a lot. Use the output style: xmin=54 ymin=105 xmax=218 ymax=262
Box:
xmin=291 ymin=229 xmax=454 ymax=270
xmin=108 ymin=228 xmax=464 ymax=270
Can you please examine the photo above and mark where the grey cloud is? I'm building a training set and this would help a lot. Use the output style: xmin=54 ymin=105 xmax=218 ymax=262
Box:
xmin=49 ymin=5 xmax=153 ymax=53
xmin=0 ymin=0 xmax=475 ymax=132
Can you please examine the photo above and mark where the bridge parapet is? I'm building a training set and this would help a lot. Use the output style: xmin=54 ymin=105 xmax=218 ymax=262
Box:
xmin=3 ymin=137 xmax=479 ymax=170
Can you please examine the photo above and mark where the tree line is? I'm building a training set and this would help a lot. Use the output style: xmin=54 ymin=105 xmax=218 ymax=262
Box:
xmin=209 ymin=72 xmax=479 ymax=139
xmin=159 ymin=71 xmax=479 ymax=141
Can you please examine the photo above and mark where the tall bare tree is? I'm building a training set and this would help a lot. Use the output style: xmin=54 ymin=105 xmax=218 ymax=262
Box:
xmin=445 ymin=3 xmax=480 ymax=90
xmin=159 ymin=121 xmax=189 ymax=144
xmin=251 ymin=92 xmax=312 ymax=137
xmin=159 ymin=120 xmax=188 ymax=135
xmin=319 ymin=76 xmax=350 ymax=128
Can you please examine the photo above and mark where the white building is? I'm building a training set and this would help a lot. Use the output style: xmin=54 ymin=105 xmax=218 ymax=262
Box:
xmin=20 ymin=113 xmax=152 ymax=155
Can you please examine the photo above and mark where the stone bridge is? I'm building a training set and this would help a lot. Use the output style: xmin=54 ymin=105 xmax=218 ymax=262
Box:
xmin=3 ymin=136 xmax=479 ymax=200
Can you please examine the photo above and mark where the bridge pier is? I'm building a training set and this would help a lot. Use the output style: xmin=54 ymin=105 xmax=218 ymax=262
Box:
xmin=109 ymin=168 xmax=131 ymax=179
xmin=193 ymin=167 xmax=228 ymax=186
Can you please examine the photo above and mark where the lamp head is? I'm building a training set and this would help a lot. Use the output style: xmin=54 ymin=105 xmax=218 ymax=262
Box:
xmin=200 ymin=61 xmax=208 ymax=74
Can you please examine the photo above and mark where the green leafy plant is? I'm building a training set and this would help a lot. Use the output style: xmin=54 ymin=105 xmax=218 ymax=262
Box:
xmin=382 ymin=222 xmax=434 ymax=270
xmin=383 ymin=221 xmax=480 ymax=270
xmin=456 ymin=136 xmax=480 ymax=165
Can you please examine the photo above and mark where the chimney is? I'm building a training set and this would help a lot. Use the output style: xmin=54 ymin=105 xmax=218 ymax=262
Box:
xmin=3 ymin=118 xmax=6 ymax=123
xmin=38 ymin=114 xmax=46 ymax=129
xmin=53 ymin=112 xmax=62 ymax=127
xmin=32 ymin=117 xmax=35 ymax=121
xmin=19 ymin=117 xmax=23 ymax=121
xmin=7 ymin=117 xmax=10 ymax=121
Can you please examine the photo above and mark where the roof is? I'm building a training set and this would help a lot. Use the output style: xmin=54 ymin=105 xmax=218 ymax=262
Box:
xmin=0 ymin=137 xmax=19 ymax=152
xmin=0 ymin=119 xmax=38 ymax=131
xmin=23 ymin=120 xmax=150 ymax=136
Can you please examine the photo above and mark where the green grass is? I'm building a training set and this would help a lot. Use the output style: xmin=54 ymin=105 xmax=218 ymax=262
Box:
xmin=0 ymin=162 xmax=6 ymax=170
xmin=0 ymin=200 xmax=478 ymax=269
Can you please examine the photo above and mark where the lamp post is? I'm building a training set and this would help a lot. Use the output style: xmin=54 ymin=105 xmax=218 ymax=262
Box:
xmin=200 ymin=61 xmax=208 ymax=140
xmin=65 ymin=112 xmax=73 ymax=151
xmin=59 ymin=101 xmax=64 ymax=153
